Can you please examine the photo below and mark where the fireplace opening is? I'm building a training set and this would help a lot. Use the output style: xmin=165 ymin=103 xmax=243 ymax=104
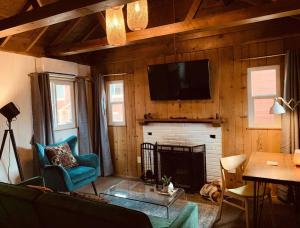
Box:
xmin=140 ymin=143 xmax=207 ymax=193
xmin=157 ymin=144 xmax=207 ymax=193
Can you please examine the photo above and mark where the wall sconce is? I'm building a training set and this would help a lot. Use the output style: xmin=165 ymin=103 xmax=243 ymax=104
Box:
xmin=269 ymin=97 xmax=300 ymax=115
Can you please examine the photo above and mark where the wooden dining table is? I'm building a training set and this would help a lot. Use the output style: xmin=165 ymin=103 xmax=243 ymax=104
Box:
xmin=243 ymin=152 xmax=300 ymax=227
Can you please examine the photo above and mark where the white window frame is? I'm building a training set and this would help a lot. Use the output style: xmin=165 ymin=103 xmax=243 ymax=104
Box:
xmin=108 ymin=80 xmax=126 ymax=126
xmin=247 ymin=65 xmax=281 ymax=129
xmin=50 ymin=78 xmax=77 ymax=131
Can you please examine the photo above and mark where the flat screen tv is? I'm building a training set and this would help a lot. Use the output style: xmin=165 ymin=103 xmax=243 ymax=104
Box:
xmin=147 ymin=59 xmax=211 ymax=100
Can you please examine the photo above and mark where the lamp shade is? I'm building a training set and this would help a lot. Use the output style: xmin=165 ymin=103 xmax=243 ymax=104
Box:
xmin=127 ymin=0 xmax=148 ymax=31
xmin=106 ymin=6 xmax=126 ymax=46
xmin=269 ymin=99 xmax=286 ymax=114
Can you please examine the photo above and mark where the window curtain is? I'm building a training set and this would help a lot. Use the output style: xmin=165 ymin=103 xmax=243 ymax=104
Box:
xmin=93 ymin=75 xmax=114 ymax=176
xmin=30 ymin=73 xmax=54 ymax=175
xmin=281 ymin=50 xmax=300 ymax=154
xmin=279 ymin=50 xmax=300 ymax=203
xmin=76 ymin=78 xmax=92 ymax=154
xmin=30 ymin=73 xmax=54 ymax=145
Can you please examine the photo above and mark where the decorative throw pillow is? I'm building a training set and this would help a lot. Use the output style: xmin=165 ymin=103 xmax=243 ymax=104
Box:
xmin=70 ymin=192 xmax=110 ymax=204
xmin=45 ymin=143 xmax=78 ymax=168
xmin=26 ymin=185 xmax=54 ymax=192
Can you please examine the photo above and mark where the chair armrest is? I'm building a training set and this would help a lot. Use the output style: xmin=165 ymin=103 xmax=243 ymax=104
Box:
xmin=17 ymin=176 xmax=45 ymax=187
xmin=75 ymin=154 xmax=99 ymax=169
xmin=43 ymin=165 xmax=73 ymax=192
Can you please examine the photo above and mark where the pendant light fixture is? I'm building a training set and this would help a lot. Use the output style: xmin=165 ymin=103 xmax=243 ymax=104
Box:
xmin=106 ymin=6 xmax=126 ymax=46
xmin=127 ymin=0 xmax=148 ymax=31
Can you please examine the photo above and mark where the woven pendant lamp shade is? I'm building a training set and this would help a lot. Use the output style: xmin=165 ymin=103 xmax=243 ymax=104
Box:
xmin=127 ymin=0 xmax=148 ymax=31
xmin=106 ymin=6 xmax=126 ymax=46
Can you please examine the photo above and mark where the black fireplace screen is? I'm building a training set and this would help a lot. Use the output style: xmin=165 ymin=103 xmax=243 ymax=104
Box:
xmin=141 ymin=143 xmax=158 ymax=183
xmin=141 ymin=143 xmax=207 ymax=192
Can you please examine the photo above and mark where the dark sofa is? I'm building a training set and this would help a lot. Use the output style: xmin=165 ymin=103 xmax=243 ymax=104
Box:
xmin=0 ymin=178 xmax=199 ymax=228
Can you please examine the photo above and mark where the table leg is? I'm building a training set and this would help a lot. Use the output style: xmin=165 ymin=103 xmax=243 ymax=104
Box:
xmin=294 ymin=185 xmax=300 ymax=226
xmin=258 ymin=183 xmax=267 ymax=227
xmin=167 ymin=206 xmax=169 ymax=219
xmin=253 ymin=181 xmax=257 ymax=228
xmin=253 ymin=181 xmax=261 ymax=228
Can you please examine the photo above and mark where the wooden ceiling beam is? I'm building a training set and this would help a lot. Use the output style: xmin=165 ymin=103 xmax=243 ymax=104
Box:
xmin=222 ymin=0 xmax=233 ymax=6
xmin=0 ymin=0 xmax=137 ymax=38
xmin=48 ymin=0 xmax=300 ymax=56
xmin=29 ymin=0 xmax=40 ymax=9
xmin=0 ymin=1 xmax=33 ymax=47
xmin=185 ymin=0 xmax=203 ymax=20
xmin=51 ymin=17 xmax=84 ymax=46
xmin=25 ymin=26 xmax=48 ymax=52
xmin=96 ymin=12 xmax=106 ymax=33
xmin=81 ymin=24 xmax=100 ymax=42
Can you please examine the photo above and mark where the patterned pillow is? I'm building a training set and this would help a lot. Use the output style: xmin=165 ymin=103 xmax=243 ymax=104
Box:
xmin=45 ymin=143 xmax=78 ymax=168
xmin=70 ymin=192 xmax=110 ymax=204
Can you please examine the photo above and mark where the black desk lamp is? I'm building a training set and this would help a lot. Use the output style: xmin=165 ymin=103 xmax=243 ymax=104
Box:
xmin=0 ymin=102 xmax=24 ymax=181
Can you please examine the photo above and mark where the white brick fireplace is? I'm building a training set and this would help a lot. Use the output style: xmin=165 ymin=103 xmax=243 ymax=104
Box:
xmin=143 ymin=123 xmax=222 ymax=182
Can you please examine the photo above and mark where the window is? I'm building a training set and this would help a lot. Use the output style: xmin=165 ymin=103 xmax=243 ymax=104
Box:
xmin=50 ymin=79 xmax=76 ymax=130
xmin=108 ymin=80 xmax=125 ymax=126
xmin=247 ymin=65 xmax=281 ymax=129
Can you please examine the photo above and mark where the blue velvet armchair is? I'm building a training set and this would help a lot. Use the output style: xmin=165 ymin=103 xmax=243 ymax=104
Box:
xmin=35 ymin=136 xmax=99 ymax=195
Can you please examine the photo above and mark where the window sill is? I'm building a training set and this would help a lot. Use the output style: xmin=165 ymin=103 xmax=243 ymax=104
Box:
xmin=108 ymin=124 xmax=126 ymax=127
xmin=246 ymin=127 xmax=281 ymax=130
xmin=54 ymin=127 xmax=78 ymax=132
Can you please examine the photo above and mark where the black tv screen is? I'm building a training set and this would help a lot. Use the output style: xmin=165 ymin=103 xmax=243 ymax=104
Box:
xmin=147 ymin=59 xmax=211 ymax=100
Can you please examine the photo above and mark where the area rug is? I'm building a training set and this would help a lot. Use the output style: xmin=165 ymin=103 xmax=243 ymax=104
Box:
xmin=106 ymin=196 xmax=218 ymax=228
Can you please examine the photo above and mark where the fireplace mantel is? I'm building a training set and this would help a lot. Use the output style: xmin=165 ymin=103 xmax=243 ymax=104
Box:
xmin=139 ymin=118 xmax=223 ymax=127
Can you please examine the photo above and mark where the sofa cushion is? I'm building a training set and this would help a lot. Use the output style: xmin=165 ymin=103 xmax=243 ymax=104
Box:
xmin=67 ymin=166 xmax=96 ymax=184
xmin=45 ymin=143 xmax=78 ymax=168
xmin=0 ymin=182 xmax=43 ymax=228
xmin=35 ymin=192 xmax=153 ymax=228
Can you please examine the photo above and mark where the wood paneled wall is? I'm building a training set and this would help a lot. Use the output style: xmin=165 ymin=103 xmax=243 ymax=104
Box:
xmin=94 ymin=35 xmax=300 ymax=178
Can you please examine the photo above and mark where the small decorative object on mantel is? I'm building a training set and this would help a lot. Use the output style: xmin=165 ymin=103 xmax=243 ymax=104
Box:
xmin=144 ymin=113 xmax=153 ymax=119
xmin=293 ymin=149 xmax=300 ymax=166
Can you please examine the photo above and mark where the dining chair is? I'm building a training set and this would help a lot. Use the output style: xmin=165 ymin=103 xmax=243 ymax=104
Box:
xmin=217 ymin=154 xmax=272 ymax=228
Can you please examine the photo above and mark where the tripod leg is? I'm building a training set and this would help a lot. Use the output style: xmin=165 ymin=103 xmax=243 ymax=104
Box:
xmin=9 ymin=130 xmax=24 ymax=181
xmin=0 ymin=130 xmax=8 ymax=159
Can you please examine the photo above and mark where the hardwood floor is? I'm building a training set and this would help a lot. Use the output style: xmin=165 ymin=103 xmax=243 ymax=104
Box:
xmin=78 ymin=177 xmax=297 ymax=228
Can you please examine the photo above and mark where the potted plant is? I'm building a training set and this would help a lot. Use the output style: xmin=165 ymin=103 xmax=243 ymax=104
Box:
xmin=161 ymin=175 xmax=172 ymax=193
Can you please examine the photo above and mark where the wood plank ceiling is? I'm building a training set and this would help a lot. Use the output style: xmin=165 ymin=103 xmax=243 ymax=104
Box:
xmin=0 ymin=0 xmax=298 ymax=63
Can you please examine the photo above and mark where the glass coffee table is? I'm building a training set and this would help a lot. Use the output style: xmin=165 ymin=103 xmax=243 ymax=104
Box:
xmin=99 ymin=180 xmax=186 ymax=219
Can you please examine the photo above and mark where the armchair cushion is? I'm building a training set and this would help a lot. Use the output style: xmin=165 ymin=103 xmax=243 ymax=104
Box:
xmin=45 ymin=143 xmax=78 ymax=168
xmin=67 ymin=166 xmax=96 ymax=184
xmin=75 ymin=154 xmax=99 ymax=169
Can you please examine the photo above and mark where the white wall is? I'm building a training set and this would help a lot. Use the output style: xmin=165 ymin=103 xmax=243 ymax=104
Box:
xmin=0 ymin=52 xmax=35 ymax=183
xmin=0 ymin=52 xmax=90 ymax=184
xmin=143 ymin=123 xmax=222 ymax=182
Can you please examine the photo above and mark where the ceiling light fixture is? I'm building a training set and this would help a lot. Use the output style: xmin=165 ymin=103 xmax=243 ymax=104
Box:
xmin=106 ymin=6 xmax=126 ymax=46
xmin=127 ymin=0 xmax=148 ymax=31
